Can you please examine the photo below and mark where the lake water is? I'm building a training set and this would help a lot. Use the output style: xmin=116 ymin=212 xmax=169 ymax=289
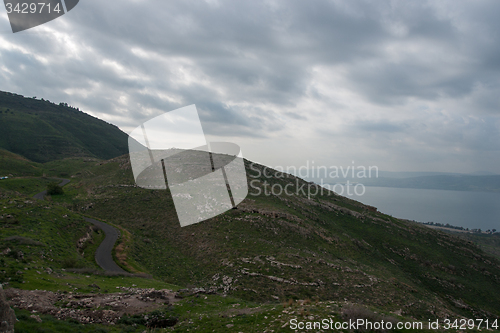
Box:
xmin=327 ymin=185 xmax=500 ymax=231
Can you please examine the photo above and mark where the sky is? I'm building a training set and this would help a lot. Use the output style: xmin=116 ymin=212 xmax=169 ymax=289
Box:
xmin=1 ymin=0 xmax=499 ymax=174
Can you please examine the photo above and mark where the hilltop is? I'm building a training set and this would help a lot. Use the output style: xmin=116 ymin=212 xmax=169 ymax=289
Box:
xmin=0 ymin=91 xmax=129 ymax=163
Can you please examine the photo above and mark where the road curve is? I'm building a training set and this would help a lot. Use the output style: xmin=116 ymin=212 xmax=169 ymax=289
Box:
xmin=83 ymin=217 xmax=127 ymax=274
xmin=33 ymin=178 xmax=127 ymax=274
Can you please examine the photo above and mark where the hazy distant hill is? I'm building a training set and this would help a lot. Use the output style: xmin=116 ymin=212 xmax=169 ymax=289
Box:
xmin=360 ymin=174 xmax=500 ymax=193
xmin=0 ymin=90 xmax=129 ymax=163
xmin=304 ymin=169 xmax=500 ymax=193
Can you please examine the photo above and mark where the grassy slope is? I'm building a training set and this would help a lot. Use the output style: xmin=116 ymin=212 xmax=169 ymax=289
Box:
xmin=50 ymin=154 xmax=500 ymax=322
xmin=0 ymin=153 xmax=177 ymax=292
xmin=0 ymin=149 xmax=98 ymax=196
xmin=0 ymin=148 xmax=42 ymax=177
xmin=437 ymin=230 xmax=500 ymax=261
xmin=0 ymin=91 xmax=129 ymax=163
xmin=1 ymin=154 xmax=499 ymax=331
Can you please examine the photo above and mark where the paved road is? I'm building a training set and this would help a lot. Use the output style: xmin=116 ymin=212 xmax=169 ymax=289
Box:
xmin=33 ymin=178 xmax=127 ymax=274
xmin=83 ymin=217 xmax=127 ymax=274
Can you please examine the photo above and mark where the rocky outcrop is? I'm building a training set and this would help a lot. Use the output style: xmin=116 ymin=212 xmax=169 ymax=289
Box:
xmin=0 ymin=284 xmax=16 ymax=333
xmin=238 ymin=205 xmax=303 ymax=223
xmin=76 ymin=227 xmax=94 ymax=253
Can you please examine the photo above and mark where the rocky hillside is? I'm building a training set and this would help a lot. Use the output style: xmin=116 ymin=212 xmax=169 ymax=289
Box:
xmin=52 ymin=154 xmax=500 ymax=322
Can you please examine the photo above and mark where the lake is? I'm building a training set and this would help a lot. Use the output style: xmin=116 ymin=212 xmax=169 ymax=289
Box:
xmin=326 ymin=185 xmax=500 ymax=231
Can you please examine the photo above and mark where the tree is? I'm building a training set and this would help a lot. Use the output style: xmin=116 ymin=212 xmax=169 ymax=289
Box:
xmin=47 ymin=182 xmax=64 ymax=195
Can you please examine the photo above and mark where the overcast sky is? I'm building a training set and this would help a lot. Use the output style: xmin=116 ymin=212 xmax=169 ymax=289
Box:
xmin=1 ymin=0 xmax=499 ymax=173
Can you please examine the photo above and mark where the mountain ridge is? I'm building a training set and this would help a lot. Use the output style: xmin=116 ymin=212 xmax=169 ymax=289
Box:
xmin=0 ymin=90 xmax=129 ymax=163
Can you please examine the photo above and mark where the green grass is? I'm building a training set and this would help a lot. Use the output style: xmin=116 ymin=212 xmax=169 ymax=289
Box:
xmin=0 ymin=196 xmax=94 ymax=271
xmin=443 ymin=231 xmax=500 ymax=260
xmin=0 ymin=177 xmax=55 ymax=196
xmin=43 ymin=157 xmax=101 ymax=178
xmin=19 ymin=269 xmax=178 ymax=294
xmin=2 ymin=153 xmax=500 ymax=331
xmin=14 ymin=308 xmax=126 ymax=333
xmin=82 ymin=227 xmax=105 ymax=266
xmin=0 ymin=148 xmax=42 ymax=177
xmin=0 ymin=191 xmax=177 ymax=294
xmin=62 ymin=157 xmax=500 ymax=321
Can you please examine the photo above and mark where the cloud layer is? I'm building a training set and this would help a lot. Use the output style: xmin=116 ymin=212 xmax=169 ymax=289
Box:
xmin=1 ymin=0 xmax=499 ymax=173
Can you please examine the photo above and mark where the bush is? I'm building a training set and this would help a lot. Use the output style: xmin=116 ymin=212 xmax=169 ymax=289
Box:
xmin=61 ymin=257 xmax=83 ymax=269
xmin=47 ymin=182 xmax=64 ymax=195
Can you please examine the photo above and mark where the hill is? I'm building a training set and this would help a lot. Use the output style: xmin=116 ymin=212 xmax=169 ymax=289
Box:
xmin=46 ymin=153 xmax=500 ymax=322
xmin=2 ymin=152 xmax=500 ymax=331
xmin=0 ymin=90 xmax=129 ymax=163
xmin=0 ymin=148 xmax=42 ymax=177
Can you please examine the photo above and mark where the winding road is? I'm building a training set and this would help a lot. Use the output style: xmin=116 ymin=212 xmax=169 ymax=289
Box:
xmin=33 ymin=178 xmax=127 ymax=274
xmin=82 ymin=217 xmax=127 ymax=273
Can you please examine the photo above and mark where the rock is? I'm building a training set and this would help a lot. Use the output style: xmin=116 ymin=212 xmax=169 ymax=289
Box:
xmin=0 ymin=284 xmax=16 ymax=333
xmin=29 ymin=314 xmax=42 ymax=323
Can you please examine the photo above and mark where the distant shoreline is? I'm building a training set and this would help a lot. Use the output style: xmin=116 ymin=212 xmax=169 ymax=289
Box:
xmin=422 ymin=224 xmax=497 ymax=235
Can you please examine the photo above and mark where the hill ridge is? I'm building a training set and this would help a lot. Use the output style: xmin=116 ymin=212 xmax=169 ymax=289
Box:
xmin=0 ymin=90 xmax=129 ymax=163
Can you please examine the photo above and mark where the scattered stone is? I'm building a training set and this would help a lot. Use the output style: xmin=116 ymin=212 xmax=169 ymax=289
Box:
xmin=5 ymin=287 xmax=177 ymax=325
xmin=30 ymin=314 xmax=42 ymax=323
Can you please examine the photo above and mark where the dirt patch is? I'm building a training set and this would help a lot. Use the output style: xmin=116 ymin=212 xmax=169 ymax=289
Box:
xmin=5 ymin=287 xmax=178 ymax=324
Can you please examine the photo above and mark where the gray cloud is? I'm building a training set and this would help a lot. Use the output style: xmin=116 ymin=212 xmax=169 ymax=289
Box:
xmin=0 ymin=0 xmax=500 ymax=172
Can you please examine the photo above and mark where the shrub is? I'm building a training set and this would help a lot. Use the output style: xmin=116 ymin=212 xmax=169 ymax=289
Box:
xmin=47 ymin=182 xmax=64 ymax=195
xmin=61 ymin=257 xmax=83 ymax=269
